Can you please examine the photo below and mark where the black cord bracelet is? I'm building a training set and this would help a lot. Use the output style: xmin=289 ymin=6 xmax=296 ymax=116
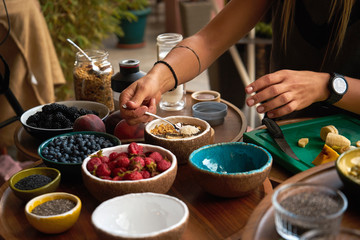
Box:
xmin=154 ymin=60 xmax=178 ymax=91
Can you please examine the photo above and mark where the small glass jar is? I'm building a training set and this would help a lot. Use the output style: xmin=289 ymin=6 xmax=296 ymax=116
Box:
xmin=73 ymin=49 xmax=114 ymax=111
xmin=157 ymin=33 xmax=186 ymax=111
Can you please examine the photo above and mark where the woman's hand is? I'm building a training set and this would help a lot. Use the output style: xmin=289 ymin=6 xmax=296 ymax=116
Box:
xmin=119 ymin=77 xmax=162 ymax=125
xmin=245 ymin=70 xmax=330 ymax=118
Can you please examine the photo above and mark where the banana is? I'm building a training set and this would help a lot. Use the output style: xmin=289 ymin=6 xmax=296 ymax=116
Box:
xmin=298 ymin=138 xmax=309 ymax=148
xmin=325 ymin=132 xmax=351 ymax=149
xmin=320 ymin=125 xmax=338 ymax=141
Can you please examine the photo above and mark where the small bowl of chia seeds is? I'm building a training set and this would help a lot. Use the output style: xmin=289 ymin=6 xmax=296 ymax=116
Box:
xmin=25 ymin=192 xmax=82 ymax=234
xmin=38 ymin=131 xmax=121 ymax=178
xmin=272 ymin=183 xmax=348 ymax=240
xmin=9 ymin=167 xmax=61 ymax=202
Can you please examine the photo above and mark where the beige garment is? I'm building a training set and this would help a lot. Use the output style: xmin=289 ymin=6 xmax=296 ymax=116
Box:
xmin=0 ymin=0 xmax=66 ymax=147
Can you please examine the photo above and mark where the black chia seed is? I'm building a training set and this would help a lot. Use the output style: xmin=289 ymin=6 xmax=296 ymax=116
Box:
xmin=14 ymin=174 xmax=53 ymax=190
xmin=280 ymin=192 xmax=341 ymax=217
xmin=31 ymin=199 xmax=76 ymax=216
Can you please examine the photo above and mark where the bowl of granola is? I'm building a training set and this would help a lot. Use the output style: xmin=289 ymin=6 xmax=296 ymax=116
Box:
xmin=144 ymin=116 xmax=211 ymax=164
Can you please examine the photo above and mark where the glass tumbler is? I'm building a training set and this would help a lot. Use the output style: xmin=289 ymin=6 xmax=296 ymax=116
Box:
xmin=157 ymin=33 xmax=186 ymax=111
xmin=272 ymin=183 xmax=348 ymax=240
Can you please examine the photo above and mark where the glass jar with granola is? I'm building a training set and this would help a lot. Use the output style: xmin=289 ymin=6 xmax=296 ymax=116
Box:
xmin=73 ymin=49 xmax=114 ymax=111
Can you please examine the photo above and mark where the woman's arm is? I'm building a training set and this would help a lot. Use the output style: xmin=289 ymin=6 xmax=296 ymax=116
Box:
xmin=245 ymin=70 xmax=360 ymax=118
xmin=120 ymin=0 xmax=272 ymax=124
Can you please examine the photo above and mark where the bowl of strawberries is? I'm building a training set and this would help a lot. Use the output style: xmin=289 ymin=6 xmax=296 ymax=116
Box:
xmin=81 ymin=142 xmax=177 ymax=202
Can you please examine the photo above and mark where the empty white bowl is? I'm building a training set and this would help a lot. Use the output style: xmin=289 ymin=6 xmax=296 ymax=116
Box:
xmin=91 ymin=193 xmax=189 ymax=240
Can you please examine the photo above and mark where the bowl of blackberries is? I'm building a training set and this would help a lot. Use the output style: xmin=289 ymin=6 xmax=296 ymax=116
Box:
xmin=38 ymin=131 xmax=121 ymax=178
xmin=20 ymin=100 xmax=110 ymax=140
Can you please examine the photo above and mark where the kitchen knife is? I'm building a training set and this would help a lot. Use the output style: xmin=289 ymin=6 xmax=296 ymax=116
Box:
xmin=262 ymin=117 xmax=300 ymax=161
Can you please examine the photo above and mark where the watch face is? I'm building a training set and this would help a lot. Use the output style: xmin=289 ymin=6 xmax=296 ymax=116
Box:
xmin=333 ymin=77 xmax=347 ymax=94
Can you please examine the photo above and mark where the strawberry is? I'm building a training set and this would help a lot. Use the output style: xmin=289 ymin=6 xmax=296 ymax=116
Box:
xmin=95 ymin=163 xmax=111 ymax=177
xmin=157 ymin=159 xmax=171 ymax=172
xmin=144 ymin=157 xmax=157 ymax=172
xmin=148 ymin=151 xmax=164 ymax=163
xmin=100 ymin=176 xmax=112 ymax=180
xmin=111 ymin=167 xmax=127 ymax=177
xmin=108 ymin=160 xmax=118 ymax=170
xmin=86 ymin=157 xmax=102 ymax=174
xmin=128 ymin=142 xmax=143 ymax=155
xmin=108 ymin=152 xmax=120 ymax=161
xmin=130 ymin=156 xmax=145 ymax=170
xmin=100 ymin=156 xmax=109 ymax=163
xmin=112 ymin=175 xmax=123 ymax=181
xmin=115 ymin=156 xmax=130 ymax=168
xmin=124 ymin=171 xmax=143 ymax=180
xmin=140 ymin=170 xmax=151 ymax=179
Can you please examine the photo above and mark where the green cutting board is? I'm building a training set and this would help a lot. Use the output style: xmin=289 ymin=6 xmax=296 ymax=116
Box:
xmin=243 ymin=114 xmax=360 ymax=174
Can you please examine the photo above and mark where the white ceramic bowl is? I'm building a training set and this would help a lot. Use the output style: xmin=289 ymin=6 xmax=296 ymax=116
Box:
xmin=91 ymin=193 xmax=189 ymax=240
xmin=81 ymin=144 xmax=177 ymax=202
xmin=20 ymin=100 xmax=109 ymax=140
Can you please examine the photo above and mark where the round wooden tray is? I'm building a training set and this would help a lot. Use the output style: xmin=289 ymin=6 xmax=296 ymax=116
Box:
xmin=0 ymin=161 xmax=272 ymax=240
xmin=242 ymin=162 xmax=360 ymax=240
xmin=14 ymin=92 xmax=247 ymax=162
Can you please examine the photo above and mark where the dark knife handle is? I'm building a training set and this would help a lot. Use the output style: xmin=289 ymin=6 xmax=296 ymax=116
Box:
xmin=262 ymin=117 xmax=284 ymax=139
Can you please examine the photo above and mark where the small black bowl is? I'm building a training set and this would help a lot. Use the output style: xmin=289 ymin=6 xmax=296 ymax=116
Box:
xmin=38 ymin=131 xmax=120 ymax=178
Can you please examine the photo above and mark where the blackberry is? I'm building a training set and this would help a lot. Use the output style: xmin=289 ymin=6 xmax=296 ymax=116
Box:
xmin=26 ymin=103 xmax=100 ymax=129
xmin=42 ymin=103 xmax=61 ymax=113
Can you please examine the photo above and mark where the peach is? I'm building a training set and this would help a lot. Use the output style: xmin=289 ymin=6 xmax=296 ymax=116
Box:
xmin=73 ymin=114 xmax=106 ymax=132
xmin=114 ymin=119 xmax=145 ymax=140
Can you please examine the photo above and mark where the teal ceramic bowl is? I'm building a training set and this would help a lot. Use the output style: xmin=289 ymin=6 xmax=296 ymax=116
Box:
xmin=189 ymin=142 xmax=272 ymax=198
xmin=9 ymin=167 xmax=61 ymax=202
xmin=38 ymin=131 xmax=121 ymax=178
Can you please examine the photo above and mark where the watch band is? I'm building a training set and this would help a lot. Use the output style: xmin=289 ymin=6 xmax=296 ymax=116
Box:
xmin=325 ymin=73 xmax=348 ymax=105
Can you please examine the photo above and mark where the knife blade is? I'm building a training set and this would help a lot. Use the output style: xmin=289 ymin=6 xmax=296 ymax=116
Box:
xmin=262 ymin=117 xmax=300 ymax=161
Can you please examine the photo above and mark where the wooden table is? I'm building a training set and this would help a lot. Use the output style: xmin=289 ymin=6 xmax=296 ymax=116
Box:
xmin=243 ymin=162 xmax=360 ymax=239
xmin=13 ymin=92 xmax=248 ymax=162
xmin=0 ymin=160 xmax=273 ymax=239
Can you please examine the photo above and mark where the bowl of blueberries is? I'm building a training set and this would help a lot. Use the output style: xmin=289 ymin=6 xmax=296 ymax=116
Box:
xmin=38 ymin=131 xmax=121 ymax=178
xmin=20 ymin=101 xmax=110 ymax=140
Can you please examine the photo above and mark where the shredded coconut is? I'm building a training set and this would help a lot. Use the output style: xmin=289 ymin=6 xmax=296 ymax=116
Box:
xmin=180 ymin=125 xmax=200 ymax=136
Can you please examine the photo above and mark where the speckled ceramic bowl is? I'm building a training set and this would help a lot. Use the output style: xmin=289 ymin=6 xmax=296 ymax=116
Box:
xmin=81 ymin=144 xmax=177 ymax=202
xmin=25 ymin=192 xmax=81 ymax=234
xmin=188 ymin=142 xmax=272 ymax=198
xmin=91 ymin=193 xmax=189 ymax=240
xmin=9 ymin=167 xmax=61 ymax=202
xmin=144 ymin=116 xmax=211 ymax=164
xmin=21 ymin=100 xmax=109 ymax=140
xmin=336 ymin=147 xmax=360 ymax=193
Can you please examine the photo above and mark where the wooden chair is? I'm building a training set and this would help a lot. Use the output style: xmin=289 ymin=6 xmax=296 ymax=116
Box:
xmin=0 ymin=54 xmax=24 ymax=129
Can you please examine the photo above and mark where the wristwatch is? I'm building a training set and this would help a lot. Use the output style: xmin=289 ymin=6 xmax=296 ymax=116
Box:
xmin=325 ymin=73 xmax=348 ymax=105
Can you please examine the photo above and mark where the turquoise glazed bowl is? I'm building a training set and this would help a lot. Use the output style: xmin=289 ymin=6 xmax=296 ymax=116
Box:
xmin=189 ymin=142 xmax=272 ymax=198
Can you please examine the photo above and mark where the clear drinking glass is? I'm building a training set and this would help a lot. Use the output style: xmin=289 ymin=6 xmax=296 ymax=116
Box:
xmin=157 ymin=33 xmax=186 ymax=111
xmin=272 ymin=183 xmax=348 ymax=240
xmin=300 ymin=228 xmax=360 ymax=240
